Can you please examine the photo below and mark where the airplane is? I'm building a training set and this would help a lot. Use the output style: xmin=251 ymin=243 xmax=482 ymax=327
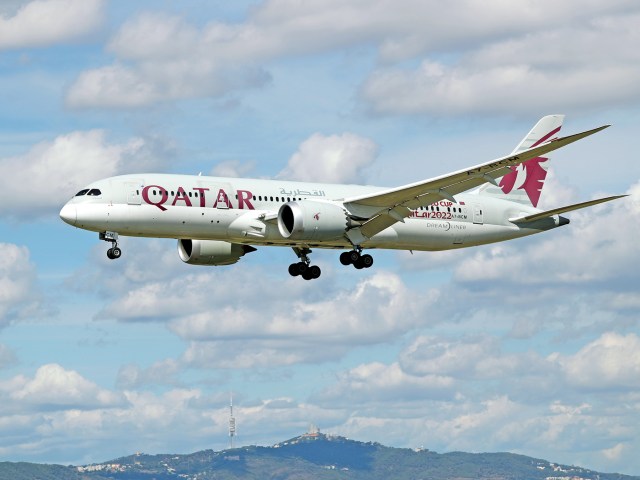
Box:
xmin=59 ymin=115 xmax=625 ymax=281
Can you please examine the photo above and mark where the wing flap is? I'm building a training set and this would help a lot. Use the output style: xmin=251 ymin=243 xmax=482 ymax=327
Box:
xmin=509 ymin=195 xmax=627 ymax=224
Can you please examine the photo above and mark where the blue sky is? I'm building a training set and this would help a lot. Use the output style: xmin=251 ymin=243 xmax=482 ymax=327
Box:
xmin=1 ymin=0 xmax=639 ymax=474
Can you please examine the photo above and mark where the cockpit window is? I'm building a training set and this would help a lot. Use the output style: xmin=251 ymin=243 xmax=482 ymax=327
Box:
xmin=75 ymin=189 xmax=89 ymax=196
xmin=87 ymin=189 xmax=102 ymax=196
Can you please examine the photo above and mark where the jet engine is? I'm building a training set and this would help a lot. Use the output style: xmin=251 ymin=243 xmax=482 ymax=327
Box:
xmin=177 ymin=239 xmax=256 ymax=266
xmin=277 ymin=201 xmax=348 ymax=241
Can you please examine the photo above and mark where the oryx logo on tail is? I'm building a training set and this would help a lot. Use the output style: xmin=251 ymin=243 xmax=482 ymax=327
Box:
xmin=478 ymin=116 xmax=564 ymax=207
xmin=499 ymin=156 xmax=548 ymax=207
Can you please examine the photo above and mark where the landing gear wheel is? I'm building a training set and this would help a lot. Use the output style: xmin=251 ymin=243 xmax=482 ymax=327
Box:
xmin=290 ymin=247 xmax=321 ymax=280
xmin=309 ymin=265 xmax=321 ymax=279
xmin=101 ymin=232 xmax=121 ymax=261
xmin=288 ymin=263 xmax=300 ymax=276
xmin=342 ymin=249 xmax=373 ymax=270
xmin=360 ymin=254 xmax=373 ymax=268
xmin=289 ymin=262 xmax=308 ymax=277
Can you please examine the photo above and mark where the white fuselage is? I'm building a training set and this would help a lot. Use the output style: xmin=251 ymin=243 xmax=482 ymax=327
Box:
xmin=59 ymin=173 xmax=562 ymax=252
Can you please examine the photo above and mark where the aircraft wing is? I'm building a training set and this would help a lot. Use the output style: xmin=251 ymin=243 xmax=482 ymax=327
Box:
xmin=508 ymin=195 xmax=627 ymax=224
xmin=343 ymin=124 xmax=609 ymax=239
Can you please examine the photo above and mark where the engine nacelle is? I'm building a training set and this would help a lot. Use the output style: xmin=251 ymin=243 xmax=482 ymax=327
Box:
xmin=177 ymin=239 xmax=256 ymax=266
xmin=278 ymin=201 xmax=348 ymax=241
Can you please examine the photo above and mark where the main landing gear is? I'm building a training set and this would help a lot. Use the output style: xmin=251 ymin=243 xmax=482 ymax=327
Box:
xmin=339 ymin=248 xmax=373 ymax=269
xmin=289 ymin=247 xmax=321 ymax=281
xmin=100 ymin=231 xmax=122 ymax=260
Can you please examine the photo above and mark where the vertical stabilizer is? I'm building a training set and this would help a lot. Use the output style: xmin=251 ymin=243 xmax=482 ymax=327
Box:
xmin=478 ymin=114 xmax=564 ymax=207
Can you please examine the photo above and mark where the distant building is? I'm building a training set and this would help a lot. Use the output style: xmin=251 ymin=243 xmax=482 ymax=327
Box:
xmin=303 ymin=424 xmax=320 ymax=437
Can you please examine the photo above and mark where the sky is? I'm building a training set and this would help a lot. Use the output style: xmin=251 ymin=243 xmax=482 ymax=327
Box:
xmin=0 ymin=0 xmax=639 ymax=474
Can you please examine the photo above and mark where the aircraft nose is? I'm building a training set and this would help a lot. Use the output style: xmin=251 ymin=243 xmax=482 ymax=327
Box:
xmin=59 ymin=203 xmax=76 ymax=226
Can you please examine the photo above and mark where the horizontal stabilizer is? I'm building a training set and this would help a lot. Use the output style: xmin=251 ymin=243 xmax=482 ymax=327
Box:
xmin=509 ymin=195 xmax=627 ymax=223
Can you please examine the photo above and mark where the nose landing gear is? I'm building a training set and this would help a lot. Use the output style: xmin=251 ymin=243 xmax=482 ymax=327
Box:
xmin=100 ymin=231 xmax=122 ymax=260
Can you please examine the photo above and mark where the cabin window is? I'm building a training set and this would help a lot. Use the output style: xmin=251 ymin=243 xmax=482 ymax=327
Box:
xmin=188 ymin=192 xmax=192 ymax=197
xmin=75 ymin=189 xmax=89 ymax=196
xmin=87 ymin=189 xmax=101 ymax=196
xmin=270 ymin=196 xmax=273 ymax=202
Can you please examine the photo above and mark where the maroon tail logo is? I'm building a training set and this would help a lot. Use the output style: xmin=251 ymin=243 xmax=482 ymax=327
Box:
xmin=499 ymin=157 xmax=548 ymax=207
xmin=313 ymin=212 xmax=321 ymax=221
xmin=499 ymin=126 xmax=560 ymax=207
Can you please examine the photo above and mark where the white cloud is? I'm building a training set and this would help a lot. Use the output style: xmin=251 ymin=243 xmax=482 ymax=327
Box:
xmin=170 ymin=271 xmax=438 ymax=367
xmin=210 ymin=159 xmax=257 ymax=178
xmin=398 ymin=335 xmax=550 ymax=381
xmin=0 ymin=0 xmax=105 ymax=50
xmin=90 ymin=247 xmax=439 ymax=367
xmin=307 ymin=334 xmax=640 ymax=472
xmin=65 ymin=1 xmax=640 ymax=114
xmin=453 ymin=187 xmax=639 ymax=286
xmin=455 ymin=180 xmax=640 ymax=294
xmin=0 ymin=382 xmax=218 ymax=463
xmin=181 ymin=339 xmax=347 ymax=369
xmin=602 ymin=442 xmax=626 ymax=461
xmin=361 ymin=61 xmax=640 ymax=117
xmin=277 ymin=133 xmax=378 ymax=183
xmin=398 ymin=179 xmax=639 ymax=341
xmin=116 ymin=359 xmax=182 ymax=389
xmin=6 ymin=364 xmax=124 ymax=410
xmin=317 ymin=361 xmax=455 ymax=404
xmin=360 ymin=7 xmax=640 ymax=116
xmin=555 ymin=333 xmax=640 ymax=390
xmin=0 ymin=243 xmax=40 ymax=328
xmin=0 ymin=130 xmax=173 ymax=219
xmin=66 ymin=10 xmax=272 ymax=109
xmin=170 ymin=271 xmax=436 ymax=343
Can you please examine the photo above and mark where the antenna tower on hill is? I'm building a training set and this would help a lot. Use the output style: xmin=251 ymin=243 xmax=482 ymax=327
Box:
xmin=228 ymin=392 xmax=236 ymax=449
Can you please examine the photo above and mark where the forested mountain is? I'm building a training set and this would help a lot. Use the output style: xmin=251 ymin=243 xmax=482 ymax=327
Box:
xmin=1 ymin=433 xmax=637 ymax=480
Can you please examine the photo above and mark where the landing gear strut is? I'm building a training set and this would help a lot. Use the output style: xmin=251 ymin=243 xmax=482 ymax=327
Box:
xmin=289 ymin=247 xmax=321 ymax=280
xmin=339 ymin=248 xmax=373 ymax=270
xmin=100 ymin=231 xmax=122 ymax=260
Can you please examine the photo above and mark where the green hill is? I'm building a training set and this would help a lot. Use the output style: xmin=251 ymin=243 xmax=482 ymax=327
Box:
xmin=1 ymin=433 xmax=637 ymax=480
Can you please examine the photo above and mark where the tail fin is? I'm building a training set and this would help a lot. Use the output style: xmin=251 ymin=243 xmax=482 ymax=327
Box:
xmin=479 ymin=114 xmax=564 ymax=207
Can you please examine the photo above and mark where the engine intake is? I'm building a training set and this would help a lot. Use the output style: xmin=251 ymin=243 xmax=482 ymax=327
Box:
xmin=278 ymin=201 xmax=348 ymax=241
xmin=177 ymin=239 xmax=256 ymax=266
